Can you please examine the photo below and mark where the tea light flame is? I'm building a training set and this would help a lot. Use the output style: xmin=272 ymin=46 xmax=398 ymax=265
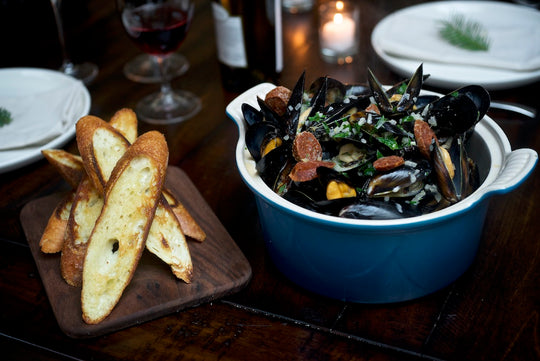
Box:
xmin=321 ymin=7 xmax=356 ymax=54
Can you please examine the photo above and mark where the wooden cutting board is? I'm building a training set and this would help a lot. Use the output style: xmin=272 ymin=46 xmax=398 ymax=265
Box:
xmin=20 ymin=166 xmax=252 ymax=339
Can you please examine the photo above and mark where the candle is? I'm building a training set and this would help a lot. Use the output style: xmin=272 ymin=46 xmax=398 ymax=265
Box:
xmin=318 ymin=0 xmax=359 ymax=63
xmin=321 ymin=13 xmax=356 ymax=53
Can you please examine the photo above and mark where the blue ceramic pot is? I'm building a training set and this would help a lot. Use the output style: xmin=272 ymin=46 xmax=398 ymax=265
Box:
xmin=227 ymin=83 xmax=538 ymax=303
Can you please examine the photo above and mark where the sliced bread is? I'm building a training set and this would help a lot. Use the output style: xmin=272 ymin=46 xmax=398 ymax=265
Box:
xmin=81 ymin=131 xmax=168 ymax=324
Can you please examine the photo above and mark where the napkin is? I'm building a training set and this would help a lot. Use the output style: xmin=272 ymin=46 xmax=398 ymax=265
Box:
xmin=0 ymin=83 xmax=82 ymax=150
xmin=377 ymin=9 xmax=540 ymax=72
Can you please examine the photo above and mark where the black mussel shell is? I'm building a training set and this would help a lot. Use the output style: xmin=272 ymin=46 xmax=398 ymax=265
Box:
xmin=414 ymin=95 xmax=440 ymax=110
xmin=366 ymin=161 xmax=431 ymax=198
xmin=308 ymin=76 xmax=347 ymax=105
xmin=242 ymin=103 xmax=263 ymax=127
xmin=256 ymin=145 xmax=292 ymax=191
xmin=427 ymin=85 xmax=490 ymax=137
xmin=245 ymin=121 xmax=280 ymax=161
xmin=344 ymin=84 xmax=370 ymax=97
xmin=432 ymin=136 xmax=476 ymax=203
xmin=368 ymin=68 xmax=393 ymax=114
xmin=308 ymin=77 xmax=329 ymax=118
xmin=368 ymin=64 xmax=427 ymax=115
xmin=283 ymin=189 xmax=356 ymax=216
xmin=396 ymin=64 xmax=423 ymax=113
xmin=283 ymin=71 xmax=306 ymax=138
xmin=456 ymin=85 xmax=491 ymax=121
xmin=339 ymin=199 xmax=420 ymax=220
xmin=256 ymin=97 xmax=281 ymax=126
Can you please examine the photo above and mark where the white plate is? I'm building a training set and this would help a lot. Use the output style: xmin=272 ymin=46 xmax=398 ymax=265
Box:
xmin=0 ymin=68 xmax=91 ymax=174
xmin=371 ymin=1 xmax=540 ymax=90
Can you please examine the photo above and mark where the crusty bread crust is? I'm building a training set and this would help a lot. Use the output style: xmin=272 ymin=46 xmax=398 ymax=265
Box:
xmin=163 ymin=188 xmax=206 ymax=242
xmin=109 ymin=108 xmax=138 ymax=144
xmin=61 ymin=177 xmax=104 ymax=287
xmin=81 ymin=131 xmax=168 ymax=324
xmin=39 ymin=191 xmax=75 ymax=253
xmin=147 ymin=195 xmax=193 ymax=283
xmin=42 ymin=149 xmax=84 ymax=189
xmin=76 ymin=116 xmax=131 ymax=194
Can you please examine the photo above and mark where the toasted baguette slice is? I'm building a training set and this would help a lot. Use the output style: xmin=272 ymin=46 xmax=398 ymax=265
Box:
xmin=76 ymin=115 xmax=132 ymax=194
xmin=109 ymin=108 xmax=138 ymax=144
xmin=163 ymin=188 xmax=206 ymax=242
xmin=42 ymin=149 xmax=84 ymax=189
xmin=147 ymin=195 xmax=193 ymax=282
xmin=39 ymin=191 xmax=75 ymax=253
xmin=61 ymin=177 xmax=104 ymax=287
xmin=81 ymin=131 xmax=168 ymax=324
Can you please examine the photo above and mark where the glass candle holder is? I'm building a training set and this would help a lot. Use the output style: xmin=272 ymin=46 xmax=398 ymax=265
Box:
xmin=318 ymin=0 xmax=359 ymax=64
xmin=283 ymin=0 xmax=314 ymax=14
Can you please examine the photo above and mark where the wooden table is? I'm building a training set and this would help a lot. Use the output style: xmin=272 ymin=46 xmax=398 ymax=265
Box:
xmin=1 ymin=0 xmax=539 ymax=360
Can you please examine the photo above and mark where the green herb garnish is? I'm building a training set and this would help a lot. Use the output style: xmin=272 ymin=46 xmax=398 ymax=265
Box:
xmin=397 ymin=82 xmax=408 ymax=95
xmin=361 ymin=163 xmax=376 ymax=177
xmin=438 ymin=13 xmax=490 ymax=51
xmin=0 ymin=107 xmax=12 ymax=127
xmin=377 ymin=135 xmax=400 ymax=150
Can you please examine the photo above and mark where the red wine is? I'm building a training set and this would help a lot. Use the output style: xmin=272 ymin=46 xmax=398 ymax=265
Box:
xmin=122 ymin=4 xmax=191 ymax=56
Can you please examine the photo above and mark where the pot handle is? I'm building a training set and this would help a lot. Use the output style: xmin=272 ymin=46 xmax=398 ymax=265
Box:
xmin=482 ymin=148 xmax=538 ymax=196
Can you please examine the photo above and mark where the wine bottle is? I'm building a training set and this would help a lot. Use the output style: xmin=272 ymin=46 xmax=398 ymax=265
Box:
xmin=212 ymin=0 xmax=283 ymax=92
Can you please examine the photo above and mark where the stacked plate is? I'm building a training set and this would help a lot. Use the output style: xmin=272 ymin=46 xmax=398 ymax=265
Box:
xmin=0 ymin=68 xmax=91 ymax=173
xmin=371 ymin=1 xmax=540 ymax=89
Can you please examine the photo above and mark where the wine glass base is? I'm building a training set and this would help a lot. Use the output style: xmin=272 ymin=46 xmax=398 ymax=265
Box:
xmin=136 ymin=89 xmax=201 ymax=125
xmin=61 ymin=62 xmax=99 ymax=85
xmin=123 ymin=53 xmax=189 ymax=84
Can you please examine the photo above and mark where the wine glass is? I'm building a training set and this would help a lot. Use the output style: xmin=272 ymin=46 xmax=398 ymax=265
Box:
xmin=117 ymin=0 xmax=201 ymax=124
xmin=50 ymin=0 xmax=98 ymax=85
xmin=123 ymin=53 xmax=189 ymax=84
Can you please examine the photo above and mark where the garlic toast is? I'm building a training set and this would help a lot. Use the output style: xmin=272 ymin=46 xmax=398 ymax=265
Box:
xmin=61 ymin=176 xmax=104 ymax=287
xmin=81 ymin=131 xmax=168 ymax=324
xmin=39 ymin=191 xmax=75 ymax=253
xmin=41 ymin=149 xmax=84 ymax=189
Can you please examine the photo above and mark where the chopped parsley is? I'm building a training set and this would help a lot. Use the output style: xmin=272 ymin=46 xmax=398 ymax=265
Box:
xmin=0 ymin=107 xmax=12 ymax=127
xmin=376 ymin=135 xmax=400 ymax=150
xmin=396 ymin=82 xmax=408 ymax=95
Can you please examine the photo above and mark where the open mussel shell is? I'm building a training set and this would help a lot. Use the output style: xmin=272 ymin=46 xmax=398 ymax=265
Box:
xmin=455 ymin=85 xmax=491 ymax=121
xmin=255 ymin=144 xmax=294 ymax=193
xmin=426 ymin=85 xmax=490 ymax=137
xmin=245 ymin=121 xmax=280 ymax=161
xmin=308 ymin=76 xmax=346 ymax=105
xmin=432 ymin=136 xmax=478 ymax=203
xmin=365 ymin=161 xmax=431 ymax=198
xmin=367 ymin=64 xmax=426 ymax=115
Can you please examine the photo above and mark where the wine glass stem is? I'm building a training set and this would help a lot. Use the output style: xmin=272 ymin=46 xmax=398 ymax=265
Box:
xmin=157 ymin=56 xmax=176 ymax=107
xmin=50 ymin=0 xmax=73 ymax=69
